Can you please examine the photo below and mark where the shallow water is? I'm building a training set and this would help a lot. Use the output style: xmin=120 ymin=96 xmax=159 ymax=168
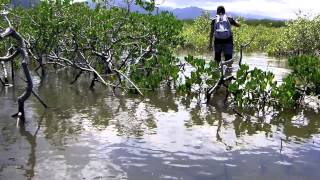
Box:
xmin=0 ymin=54 xmax=319 ymax=180
xmin=241 ymin=53 xmax=290 ymax=82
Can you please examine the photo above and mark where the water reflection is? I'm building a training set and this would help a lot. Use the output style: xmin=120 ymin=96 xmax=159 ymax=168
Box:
xmin=0 ymin=55 xmax=320 ymax=179
xmin=19 ymin=116 xmax=42 ymax=179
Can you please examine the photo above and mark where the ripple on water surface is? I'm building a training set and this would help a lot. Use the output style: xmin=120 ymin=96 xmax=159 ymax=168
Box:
xmin=0 ymin=55 xmax=320 ymax=180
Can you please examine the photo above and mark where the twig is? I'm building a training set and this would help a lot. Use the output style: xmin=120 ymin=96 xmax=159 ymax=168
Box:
xmin=239 ymin=34 xmax=256 ymax=66
xmin=70 ymin=70 xmax=83 ymax=84
xmin=232 ymin=108 xmax=243 ymax=117
xmin=31 ymin=91 xmax=48 ymax=108
xmin=114 ymin=69 xmax=143 ymax=96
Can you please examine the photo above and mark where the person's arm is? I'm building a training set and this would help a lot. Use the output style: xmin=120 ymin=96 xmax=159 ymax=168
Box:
xmin=234 ymin=19 xmax=241 ymax=27
xmin=229 ymin=17 xmax=240 ymax=27
xmin=208 ymin=19 xmax=214 ymax=50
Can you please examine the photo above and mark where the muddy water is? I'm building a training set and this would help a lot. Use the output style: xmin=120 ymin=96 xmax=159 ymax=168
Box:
xmin=0 ymin=54 xmax=320 ymax=180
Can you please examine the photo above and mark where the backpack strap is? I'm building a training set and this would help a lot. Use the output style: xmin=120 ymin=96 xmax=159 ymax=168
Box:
xmin=216 ymin=14 xmax=229 ymax=23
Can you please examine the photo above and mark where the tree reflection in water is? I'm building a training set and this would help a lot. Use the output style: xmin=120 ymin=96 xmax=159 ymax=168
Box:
xmin=1 ymin=69 xmax=320 ymax=179
xmin=18 ymin=112 xmax=45 ymax=179
xmin=23 ymin=69 xmax=320 ymax=151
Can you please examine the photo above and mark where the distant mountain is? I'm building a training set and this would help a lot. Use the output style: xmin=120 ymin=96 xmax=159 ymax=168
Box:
xmin=83 ymin=0 xmax=282 ymax=20
xmin=82 ymin=0 xmax=96 ymax=9
xmin=171 ymin=6 xmax=204 ymax=19
xmin=12 ymin=0 xmax=40 ymax=8
xmin=161 ymin=6 xmax=282 ymax=20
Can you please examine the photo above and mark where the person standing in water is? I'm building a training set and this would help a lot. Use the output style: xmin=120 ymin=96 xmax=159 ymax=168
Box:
xmin=209 ymin=6 xmax=240 ymax=63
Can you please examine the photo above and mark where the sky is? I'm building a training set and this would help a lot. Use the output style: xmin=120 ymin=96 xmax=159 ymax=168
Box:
xmin=75 ymin=0 xmax=320 ymax=19
xmin=159 ymin=0 xmax=320 ymax=19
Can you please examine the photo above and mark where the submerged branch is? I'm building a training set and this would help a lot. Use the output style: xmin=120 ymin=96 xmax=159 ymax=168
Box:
xmin=114 ymin=69 xmax=143 ymax=96
xmin=0 ymin=50 xmax=19 ymax=61
xmin=0 ymin=16 xmax=34 ymax=123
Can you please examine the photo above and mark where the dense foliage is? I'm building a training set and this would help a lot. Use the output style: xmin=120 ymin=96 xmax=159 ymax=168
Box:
xmin=181 ymin=12 xmax=320 ymax=56
xmin=269 ymin=16 xmax=320 ymax=56
xmin=1 ymin=0 xmax=319 ymax=119
xmin=1 ymin=0 xmax=183 ymax=92
xmin=229 ymin=56 xmax=320 ymax=109
xmin=174 ymin=55 xmax=320 ymax=111
xmin=181 ymin=12 xmax=211 ymax=52
xmin=288 ymin=56 xmax=320 ymax=94
xmin=244 ymin=19 xmax=285 ymax=28
xmin=228 ymin=65 xmax=301 ymax=109
xmin=176 ymin=55 xmax=220 ymax=94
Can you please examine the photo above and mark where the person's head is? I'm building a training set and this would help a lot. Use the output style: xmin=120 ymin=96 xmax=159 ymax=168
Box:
xmin=217 ymin=6 xmax=226 ymax=15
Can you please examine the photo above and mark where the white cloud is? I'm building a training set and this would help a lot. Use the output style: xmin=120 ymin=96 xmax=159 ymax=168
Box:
xmin=160 ymin=0 xmax=320 ymax=19
xmin=72 ymin=0 xmax=320 ymax=19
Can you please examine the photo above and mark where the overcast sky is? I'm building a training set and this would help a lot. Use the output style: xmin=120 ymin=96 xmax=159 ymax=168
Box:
xmin=159 ymin=0 xmax=320 ymax=19
xmin=75 ymin=0 xmax=320 ymax=19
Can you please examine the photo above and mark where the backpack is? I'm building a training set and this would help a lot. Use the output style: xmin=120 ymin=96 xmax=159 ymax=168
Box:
xmin=214 ymin=15 xmax=232 ymax=39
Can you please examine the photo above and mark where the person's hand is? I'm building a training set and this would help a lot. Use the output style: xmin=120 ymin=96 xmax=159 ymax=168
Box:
xmin=208 ymin=45 xmax=213 ymax=51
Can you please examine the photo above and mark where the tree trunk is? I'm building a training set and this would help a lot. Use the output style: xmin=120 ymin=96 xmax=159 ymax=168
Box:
xmin=0 ymin=27 xmax=33 ymax=123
